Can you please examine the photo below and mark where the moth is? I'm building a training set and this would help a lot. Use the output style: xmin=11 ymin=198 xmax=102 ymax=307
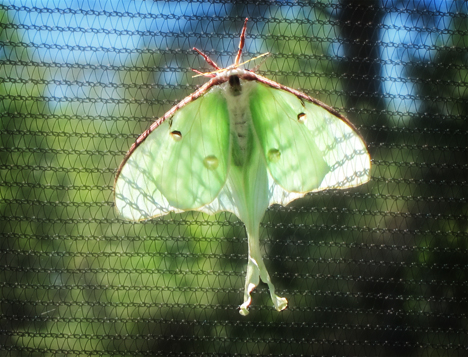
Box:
xmin=114 ymin=18 xmax=371 ymax=315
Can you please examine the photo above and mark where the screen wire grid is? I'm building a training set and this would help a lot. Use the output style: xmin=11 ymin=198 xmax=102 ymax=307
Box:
xmin=0 ymin=1 xmax=467 ymax=356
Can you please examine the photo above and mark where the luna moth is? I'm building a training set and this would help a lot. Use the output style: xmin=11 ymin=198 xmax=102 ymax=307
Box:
xmin=114 ymin=18 xmax=371 ymax=316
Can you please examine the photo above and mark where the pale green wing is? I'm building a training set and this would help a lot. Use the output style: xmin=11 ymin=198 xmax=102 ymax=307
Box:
xmin=302 ymin=100 xmax=371 ymax=191
xmin=115 ymin=87 xmax=231 ymax=220
xmin=249 ymin=82 xmax=370 ymax=202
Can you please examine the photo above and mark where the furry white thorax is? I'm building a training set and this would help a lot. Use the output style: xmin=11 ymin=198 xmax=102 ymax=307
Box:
xmin=221 ymin=77 xmax=256 ymax=155
xmin=218 ymin=67 xmax=247 ymax=79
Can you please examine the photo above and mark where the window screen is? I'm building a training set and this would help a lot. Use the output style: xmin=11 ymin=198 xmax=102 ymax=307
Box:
xmin=1 ymin=1 xmax=467 ymax=356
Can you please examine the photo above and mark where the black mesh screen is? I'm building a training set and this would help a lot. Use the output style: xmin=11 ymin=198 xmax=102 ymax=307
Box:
xmin=1 ymin=1 xmax=467 ymax=356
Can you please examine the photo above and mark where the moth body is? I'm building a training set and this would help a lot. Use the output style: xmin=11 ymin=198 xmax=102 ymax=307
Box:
xmin=224 ymin=75 xmax=255 ymax=159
